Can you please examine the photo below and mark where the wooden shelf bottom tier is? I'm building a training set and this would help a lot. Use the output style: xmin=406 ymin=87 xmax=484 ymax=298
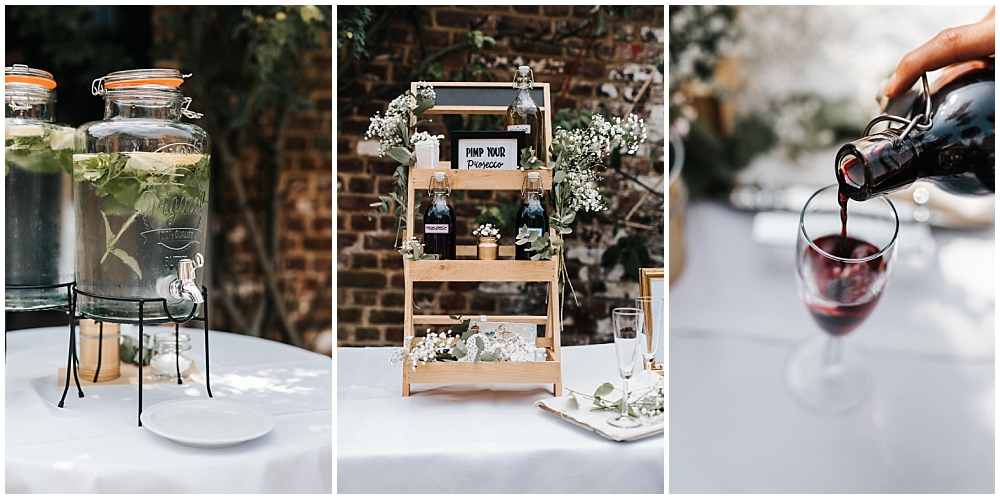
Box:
xmin=403 ymin=360 xmax=561 ymax=386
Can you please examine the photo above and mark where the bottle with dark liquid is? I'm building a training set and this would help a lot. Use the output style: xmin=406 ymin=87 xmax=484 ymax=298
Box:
xmin=836 ymin=58 xmax=995 ymax=201
xmin=515 ymin=171 xmax=549 ymax=260
xmin=423 ymin=171 xmax=455 ymax=259
xmin=505 ymin=65 xmax=546 ymax=165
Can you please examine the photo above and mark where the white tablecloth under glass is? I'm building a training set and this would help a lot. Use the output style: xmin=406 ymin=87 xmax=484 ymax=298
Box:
xmin=337 ymin=344 xmax=665 ymax=493
xmin=5 ymin=326 xmax=332 ymax=493
xmin=669 ymin=200 xmax=994 ymax=493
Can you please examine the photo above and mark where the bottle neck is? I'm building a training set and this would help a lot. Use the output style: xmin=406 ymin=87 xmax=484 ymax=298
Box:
xmin=514 ymin=72 xmax=533 ymax=90
xmin=104 ymin=88 xmax=184 ymax=120
xmin=836 ymin=130 xmax=917 ymax=201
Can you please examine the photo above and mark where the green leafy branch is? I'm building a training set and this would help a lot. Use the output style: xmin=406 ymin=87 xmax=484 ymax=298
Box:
xmin=515 ymin=224 xmax=561 ymax=261
xmin=566 ymin=381 xmax=664 ymax=418
xmin=367 ymin=89 xmax=436 ymax=248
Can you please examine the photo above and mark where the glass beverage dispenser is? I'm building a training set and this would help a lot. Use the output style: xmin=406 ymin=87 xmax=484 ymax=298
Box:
xmin=5 ymin=65 xmax=76 ymax=310
xmin=74 ymin=69 xmax=210 ymax=322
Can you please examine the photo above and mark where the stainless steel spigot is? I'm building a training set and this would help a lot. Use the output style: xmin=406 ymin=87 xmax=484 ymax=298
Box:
xmin=169 ymin=253 xmax=205 ymax=304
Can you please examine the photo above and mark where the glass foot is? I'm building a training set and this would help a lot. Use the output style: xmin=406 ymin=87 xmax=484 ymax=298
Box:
xmin=785 ymin=336 xmax=873 ymax=415
xmin=607 ymin=414 xmax=643 ymax=428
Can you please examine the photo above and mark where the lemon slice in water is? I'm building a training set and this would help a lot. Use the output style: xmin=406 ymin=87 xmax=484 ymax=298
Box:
xmin=5 ymin=125 xmax=45 ymax=139
xmin=49 ymin=126 xmax=76 ymax=150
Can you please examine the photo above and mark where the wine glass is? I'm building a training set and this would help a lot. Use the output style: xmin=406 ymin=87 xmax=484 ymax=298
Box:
xmin=787 ymin=184 xmax=898 ymax=414
xmin=609 ymin=307 xmax=643 ymax=429
xmin=635 ymin=297 xmax=663 ymax=379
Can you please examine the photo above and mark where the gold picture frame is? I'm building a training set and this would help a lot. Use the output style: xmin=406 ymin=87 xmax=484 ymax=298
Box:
xmin=639 ymin=268 xmax=664 ymax=374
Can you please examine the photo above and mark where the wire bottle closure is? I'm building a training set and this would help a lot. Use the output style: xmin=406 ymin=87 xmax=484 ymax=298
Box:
xmin=864 ymin=73 xmax=933 ymax=147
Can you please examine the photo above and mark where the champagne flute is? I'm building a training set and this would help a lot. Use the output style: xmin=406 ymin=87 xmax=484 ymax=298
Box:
xmin=609 ymin=307 xmax=643 ymax=429
xmin=787 ymin=184 xmax=898 ymax=414
xmin=636 ymin=297 xmax=663 ymax=377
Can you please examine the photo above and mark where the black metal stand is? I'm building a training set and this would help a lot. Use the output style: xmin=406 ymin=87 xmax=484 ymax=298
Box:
xmin=61 ymin=286 xmax=213 ymax=427
xmin=5 ymin=283 xmax=78 ymax=399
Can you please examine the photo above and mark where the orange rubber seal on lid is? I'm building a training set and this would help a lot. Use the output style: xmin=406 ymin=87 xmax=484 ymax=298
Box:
xmin=104 ymin=78 xmax=184 ymax=89
xmin=5 ymin=75 xmax=57 ymax=89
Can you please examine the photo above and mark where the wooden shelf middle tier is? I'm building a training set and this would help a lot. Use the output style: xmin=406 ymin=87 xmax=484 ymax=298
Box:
xmin=407 ymin=257 xmax=558 ymax=282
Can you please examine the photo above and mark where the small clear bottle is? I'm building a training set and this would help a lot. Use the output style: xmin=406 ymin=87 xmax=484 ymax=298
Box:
xmin=505 ymin=66 xmax=545 ymax=164
xmin=5 ymin=64 xmax=76 ymax=310
xmin=151 ymin=331 xmax=192 ymax=381
xmin=74 ymin=69 xmax=211 ymax=322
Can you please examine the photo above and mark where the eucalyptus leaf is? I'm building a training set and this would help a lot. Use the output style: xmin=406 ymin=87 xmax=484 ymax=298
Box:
xmin=386 ymin=147 xmax=413 ymax=165
xmin=594 ymin=382 xmax=615 ymax=398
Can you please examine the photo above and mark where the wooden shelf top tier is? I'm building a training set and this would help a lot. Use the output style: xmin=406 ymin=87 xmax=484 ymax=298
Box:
xmin=410 ymin=167 xmax=552 ymax=191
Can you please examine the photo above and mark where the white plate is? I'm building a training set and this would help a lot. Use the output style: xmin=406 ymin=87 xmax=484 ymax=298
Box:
xmin=141 ymin=399 xmax=274 ymax=448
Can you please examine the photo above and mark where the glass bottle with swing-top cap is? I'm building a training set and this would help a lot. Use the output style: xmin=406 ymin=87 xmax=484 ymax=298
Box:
xmin=423 ymin=171 xmax=455 ymax=259
xmin=506 ymin=65 xmax=545 ymax=165
xmin=74 ymin=69 xmax=210 ymax=322
xmin=5 ymin=64 xmax=77 ymax=310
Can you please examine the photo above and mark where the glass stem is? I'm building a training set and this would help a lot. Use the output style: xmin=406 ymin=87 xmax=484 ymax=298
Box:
xmin=621 ymin=378 xmax=629 ymax=419
xmin=823 ymin=336 xmax=842 ymax=370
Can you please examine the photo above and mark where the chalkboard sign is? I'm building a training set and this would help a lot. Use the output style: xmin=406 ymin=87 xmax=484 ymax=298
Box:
xmin=423 ymin=85 xmax=545 ymax=109
xmin=451 ymin=131 xmax=525 ymax=170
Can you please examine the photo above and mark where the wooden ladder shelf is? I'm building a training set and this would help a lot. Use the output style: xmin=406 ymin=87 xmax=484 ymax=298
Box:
xmin=401 ymin=81 xmax=561 ymax=397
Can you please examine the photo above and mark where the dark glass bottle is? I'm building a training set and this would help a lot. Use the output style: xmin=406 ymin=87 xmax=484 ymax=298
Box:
xmin=836 ymin=58 xmax=995 ymax=201
xmin=515 ymin=172 xmax=549 ymax=260
xmin=505 ymin=66 xmax=546 ymax=165
xmin=423 ymin=172 xmax=455 ymax=259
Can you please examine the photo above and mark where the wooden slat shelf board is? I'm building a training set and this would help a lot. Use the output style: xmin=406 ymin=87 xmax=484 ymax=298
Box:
xmin=408 ymin=259 xmax=558 ymax=282
xmin=411 ymin=168 xmax=552 ymax=191
xmin=455 ymin=245 xmax=515 ymax=258
xmin=412 ymin=315 xmax=549 ymax=325
xmin=405 ymin=360 xmax=562 ymax=385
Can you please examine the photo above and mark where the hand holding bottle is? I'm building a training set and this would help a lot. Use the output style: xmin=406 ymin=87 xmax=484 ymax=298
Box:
xmin=880 ymin=7 xmax=994 ymax=100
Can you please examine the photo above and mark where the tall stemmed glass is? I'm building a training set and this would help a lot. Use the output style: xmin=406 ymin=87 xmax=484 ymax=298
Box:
xmin=636 ymin=297 xmax=663 ymax=378
xmin=609 ymin=307 xmax=643 ymax=429
xmin=787 ymin=184 xmax=898 ymax=414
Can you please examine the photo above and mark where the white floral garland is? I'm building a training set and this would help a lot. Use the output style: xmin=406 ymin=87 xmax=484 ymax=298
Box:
xmin=389 ymin=328 xmax=537 ymax=371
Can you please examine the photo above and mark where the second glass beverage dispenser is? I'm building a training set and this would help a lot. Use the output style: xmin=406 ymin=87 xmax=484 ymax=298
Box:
xmin=74 ymin=69 xmax=210 ymax=322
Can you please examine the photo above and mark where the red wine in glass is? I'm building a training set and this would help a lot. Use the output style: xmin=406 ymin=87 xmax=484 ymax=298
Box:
xmin=802 ymin=234 xmax=885 ymax=336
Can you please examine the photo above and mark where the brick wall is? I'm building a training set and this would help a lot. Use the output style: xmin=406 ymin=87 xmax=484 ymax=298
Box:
xmin=219 ymin=34 xmax=334 ymax=354
xmin=154 ymin=6 xmax=333 ymax=354
xmin=337 ymin=5 xmax=664 ymax=347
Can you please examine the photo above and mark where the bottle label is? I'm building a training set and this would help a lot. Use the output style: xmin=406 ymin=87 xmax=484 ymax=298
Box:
xmin=521 ymin=227 xmax=544 ymax=237
xmin=425 ymin=224 xmax=450 ymax=234
xmin=507 ymin=124 xmax=531 ymax=134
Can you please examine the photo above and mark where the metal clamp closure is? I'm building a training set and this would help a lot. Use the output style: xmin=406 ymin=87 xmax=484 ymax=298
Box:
xmin=181 ymin=97 xmax=203 ymax=119
xmin=864 ymin=74 xmax=933 ymax=148
xmin=427 ymin=174 xmax=451 ymax=196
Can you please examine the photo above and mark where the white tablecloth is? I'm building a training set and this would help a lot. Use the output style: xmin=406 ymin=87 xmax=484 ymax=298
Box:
xmin=669 ymin=201 xmax=994 ymax=493
xmin=337 ymin=344 xmax=665 ymax=493
xmin=5 ymin=326 xmax=332 ymax=493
